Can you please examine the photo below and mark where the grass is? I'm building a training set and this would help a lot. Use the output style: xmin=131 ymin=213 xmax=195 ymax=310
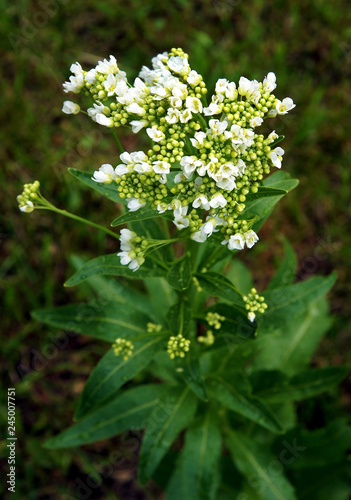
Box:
xmin=1 ymin=0 xmax=350 ymax=498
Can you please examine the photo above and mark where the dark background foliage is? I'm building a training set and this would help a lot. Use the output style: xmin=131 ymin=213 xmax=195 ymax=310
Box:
xmin=1 ymin=0 xmax=350 ymax=498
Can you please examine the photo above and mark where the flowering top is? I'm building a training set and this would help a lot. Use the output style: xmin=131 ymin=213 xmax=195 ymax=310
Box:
xmin=62 ymin=48 xmax=295 ymax=267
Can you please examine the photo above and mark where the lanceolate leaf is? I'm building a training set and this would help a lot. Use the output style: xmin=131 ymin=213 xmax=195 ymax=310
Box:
xmin=267 ymin=238 xmax=297 ymax=290
xmin=139 ymin=386 xmax=198 ymax=483
xmin=32 ymin=303 xmax=151 ymax=342
xmin=207 ymin=375 xmax=283 ymax=433
xmin=167 ymin=253 xmax=192 ymax=291
xmin=111 ymin=205 xmax=171 ymax=226
xmin=167 ymin=297 xmax=193 ymax=337
xmin=75 ymin=334 xmax=167 ymax=419
xmin=261 ymin=272 xmax=337 ymax=331
xmin=144 ymin=277 xmax=177 ymax=323
xmin=44 ymin=384 xmax=166 ymax=449
xmin=252 ymin=297 xmax=333 ymax=375
xmin=245 ymin=186 xmax=288 ymax=202
xmin=166 ymin=410 xmax=222 ymax=500
xmin=176 ymin=355 xmax=208 ymax=401
xmin=226 ymin=430 xmax=297 ymax=500
xmin=254 ymin=366 xmax=348 ymax=402
xmin=69 ymin=255 xmax=154 ymax=318
xmin=65 ymin=254 xmax=166 ymax=287
xmin=195 ymin=272 xmax=244 ymax=308
xmin=69 ymin=168 xmax=125 ymax=203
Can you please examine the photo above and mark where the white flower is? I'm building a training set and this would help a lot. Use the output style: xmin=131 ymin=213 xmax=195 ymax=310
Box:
xmin=192 ymin=195 xmax=210 ymax=210
xmin=203 ymin=102 xmax=222 ymax=116
xmin=202 ymin=218 xmax=217 ymax=236
xmin=157 ymin=203 xmax=169 ymax=213
xmin=228 ymin=233 xmax=245 ymax=250
xmin=263 ymin=72 xmax=277 ymax=92
xmin=209 ymin=193 xmax=227 ymax=208
xmin=168 ymin=56 xmax=190 ymax=75
xmin=85 ymin=68 xmax=97 ymax=84
xmin=174 ymin=172 xmax=186 ymax=183
xmin=129 ymin=255 xmax=145 ymax=271
xmin=95 ymin=113 xmax=114 ymax=127
xmin=120 ymin=228 xmax=136 ymax=251
xmin=126 ymin=103 xmax=146 ymax=116
xmin=191 ymin=230 xmax=207 ymax=243
xmin=216 ymin=177 xmax=237 ymax=191
xmin=62 ymin=73 xmax=84 ymax=94
xmin=62 ymin=101 xmax=80 ymax=114
xmin=117 ymin=250 xmax=132 ymax=266
xmin=250 ymin=116 xmax=263 ymax=128
xmin=152 ymin=160 xmax=171 ymax=174
xmin=187 ymin=70 xmax=202 ymax=86
xmin=180 ymin=156 xmax=202 ymax=178
xmin=245 ymin=230 xmax=259 ymax=248
xmin=130 ymin=120 xmax=148 ymax=133
xmin=215 ymin=78 xmax=229 ymax=94
xmin=238 ymin=76 xmax=260 ymax=103
xmin=173 ymin=205 xmax=189 ymax=229
xmin=248 ymin=311 xmax=256 ymax=322
xmin=267 ymin=130 xmax=279 ymax=143
xmin=134 ymin=162 xmax=152 ymax=174
xmin=92 ymin=164 xmax=117 ymax=184
xmin=103 ymin=73 xmax=119 ymax=96
xmin=96 ymin=55 xmax=119 ymax=74
xmin=209 ymin=119 xmax=228 ymax=136
xmin=146 ymin=128 xmax=165 ymax=142
xmin=185 ymin=96 xmax=203 ymax=114
xmin=276 ymin=97 xmax=295 ymax=115
xmin=225 ymin=82 xmax=237 ymax=99
xmin=87 ymin=101 xmax=105 ymax=121
xmin=19 ymin=200 xmax=34 ymax=213
xmin=127 ymin=198 xmax=147 ymax=212
xmin=165 ymin=108 xmax=180 ymax=124
xmin=190 ymin=131 xmax=206 ymax=149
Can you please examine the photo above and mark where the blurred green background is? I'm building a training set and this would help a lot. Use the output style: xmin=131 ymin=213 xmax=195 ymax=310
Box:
xmin=1 ymin=0 xmax=350 ymax=498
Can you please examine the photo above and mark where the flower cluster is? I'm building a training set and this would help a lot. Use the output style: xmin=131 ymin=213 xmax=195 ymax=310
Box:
xmin=147 ymin=322 xmax=163 ymax=333
xmin=63 ymin=48 xmax=295 ymax=269
xmin=117 ymin=228 xmax=148 ymax=271
xmin=112 ymin=338 xmax=134 ymax=360
xmin=17 ymin=181 xmax=42 ymax=213
xmin=198 ymin=330 xmax=215 ymax=346
xmin=206 ymin=311 xmax=225 ymax=330
xmin=243 ymin=288 xmax=268 ymax=322
xmin=167 ymin=334 xmax=191 ymax=359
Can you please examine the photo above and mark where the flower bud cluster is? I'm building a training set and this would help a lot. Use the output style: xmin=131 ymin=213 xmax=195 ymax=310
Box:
xmin=17 ymin=181 xmax=41 ymax=212
xmin=112 ymin=337 xmax=134 ymax=360
xmin=206 ymin=311 xmax=225 ymax=330
xmin=198 ymin=329 xmax=215 ymax=346
xmin=64 ymin=49 xmax=295 ymax=264
xmin=243 ymin=288 xmax=268 ymax=322
xmin=147 ymin=322 xmax=163 ymax=333
xmin=117 ymin=228 xmax=148 ymax=271
xmin=167 ymin=334 xmax=191 ymax=359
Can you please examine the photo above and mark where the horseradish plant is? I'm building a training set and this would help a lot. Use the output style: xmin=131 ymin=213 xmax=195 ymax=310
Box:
xmin=19 ymin=49 xmax=348 ymax=499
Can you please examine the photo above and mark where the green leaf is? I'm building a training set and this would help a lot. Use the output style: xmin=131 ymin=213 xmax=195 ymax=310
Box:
xmin=267 ymin=238 xmax=297 ymax=290
xmin=241 ymin=171 xmax=299 ymax=230
xmin=139 ymin=386 xmax=198 ymax=483
xmin=253 ymin=366 xmax=348 ymax=402
xmin=226 ymin=429 xmax=297 ymax=500
xmin=69 ymin=255 xmax=154 ymax=318
xmin=69 ymin=168 xmax=125 ymax=203
xmin=32 ymin=303 xmax=151 ymax=342
xmin=201 ymin=303 xmax=257 ymax=346
xmin=225 ymin=259 xmax=253 ymax=294
xmin=44 ymin=384 xmax=165 ymax=449
xmin=167 ymin=297 xmax=193 ymax=336
xmin=195 ymin=272 xmax=244 ymax=308
xmin=269 ymin=134 xmax=285 ymax=148
xmin=65 ymin=254 xmax=166 ymax=287
xmin=293 ymin=463 xmax=351 ymax=500
xmin=166 ymin=253 xmax=192 ymax=291
xmin=176 ymin=355 xmax=208 ymax=401
xmin=166 ymin=410 xmax=222 ymax=500
xmin=245 ymin=186 xmax=288 ymax=202
xmin=75 ymin=334 xmax=166 ymax=419
xmin=276 ymin=419 xmax=351 ymax=470
xmin=144 ymin=277 xmax=177 ymax=323
xmin=261 ymin=272 xmax=337 ymax=331
xmin=111 ymin=205 xmax=171 ymax=226
xmin=252 ymin=297 xmax=333 ymax=375
xmin=207 ymin=374 xmax=283 ymax=433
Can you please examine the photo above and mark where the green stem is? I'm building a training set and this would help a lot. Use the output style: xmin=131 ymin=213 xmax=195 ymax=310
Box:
xmin=111 ymin=129 xmax=124 ymax=153
xmin=147 ymin=253 xmax=169 ymax=271
xmin=41 ymin=204 xmax=119 ymax=240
